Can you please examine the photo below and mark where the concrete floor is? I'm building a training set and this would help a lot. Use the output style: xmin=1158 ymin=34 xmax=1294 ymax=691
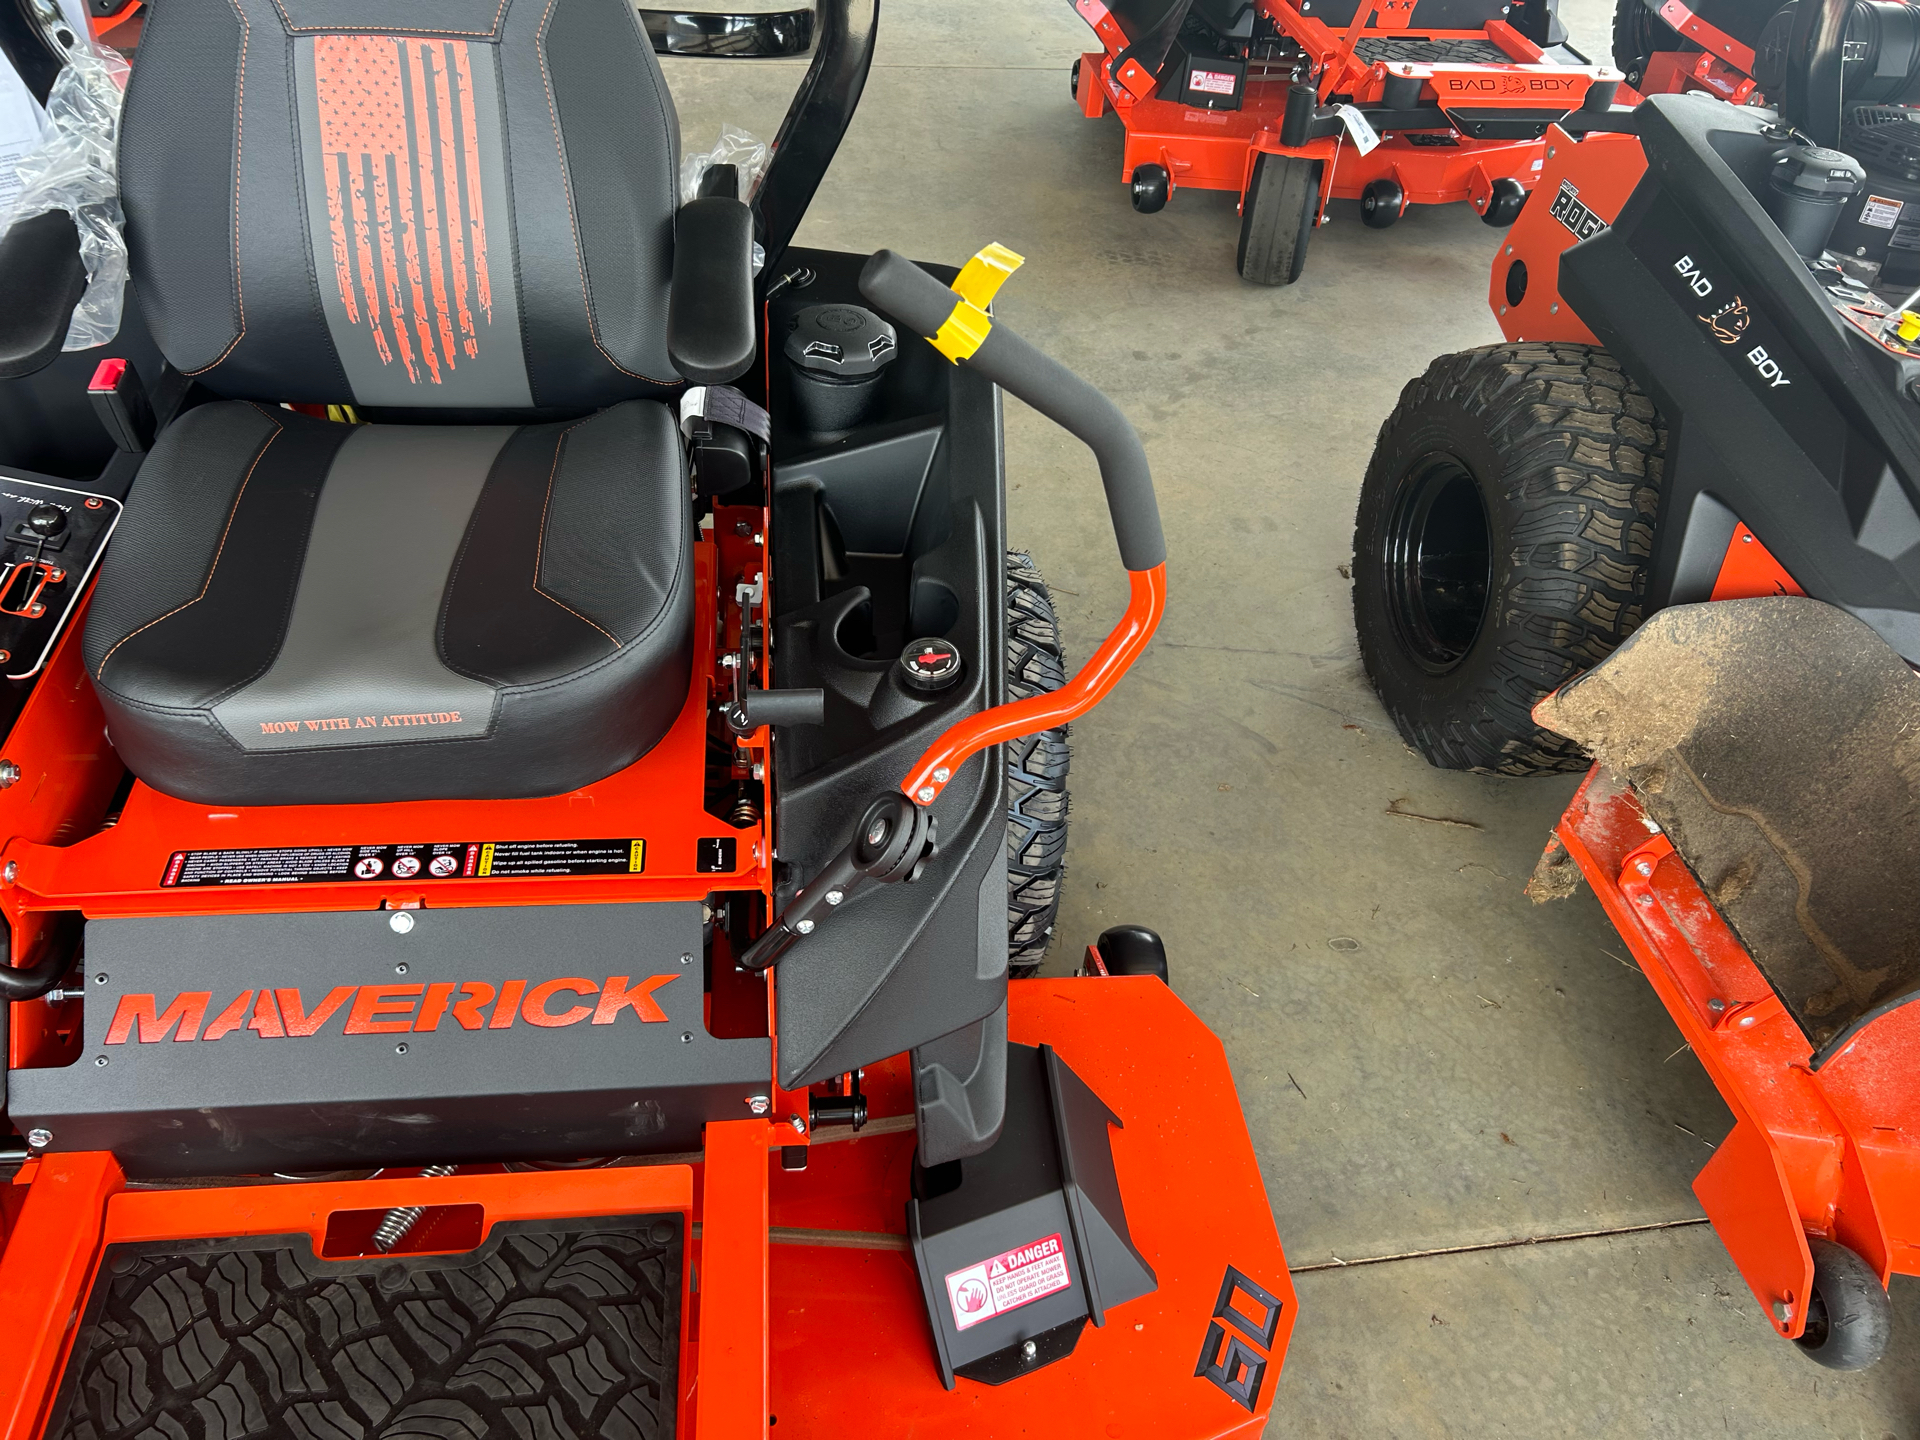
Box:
xmin=670 ymin=7 xmax=1920 ymax=1434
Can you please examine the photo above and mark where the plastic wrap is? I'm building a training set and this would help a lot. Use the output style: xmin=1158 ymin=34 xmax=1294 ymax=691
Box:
xmin=5 ymin=45 xmax=129 ymax=350
xmin=680 ymin=123 xmax=770 ymax=204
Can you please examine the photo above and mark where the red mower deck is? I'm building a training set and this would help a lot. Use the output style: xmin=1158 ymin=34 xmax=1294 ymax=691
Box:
xmin=1070 ymin=0 xmax=1630 ymax=282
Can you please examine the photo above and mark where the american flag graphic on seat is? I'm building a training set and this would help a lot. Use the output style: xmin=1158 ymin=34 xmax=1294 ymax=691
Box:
xmin=313 ymin=35 xmax=496 ymax=386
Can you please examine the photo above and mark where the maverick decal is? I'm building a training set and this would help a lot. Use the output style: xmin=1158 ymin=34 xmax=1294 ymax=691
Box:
xmin=161 ymin=839 xmax=648 ymax=887
xmin=1549 ymin=178 xmax=1610 ymax=242
xmin=104 ymin=974 xmax=678 ymax=1043
xmin=1195 ymin=1266 xmax=1286 ymax=1412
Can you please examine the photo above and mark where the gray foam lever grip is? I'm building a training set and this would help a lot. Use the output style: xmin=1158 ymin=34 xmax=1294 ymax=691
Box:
xmin=858 ymin=249 xmax=1167 ymax=572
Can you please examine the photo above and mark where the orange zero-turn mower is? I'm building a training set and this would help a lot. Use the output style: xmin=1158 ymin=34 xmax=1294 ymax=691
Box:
xmin=0 ymin=0 xmax=1294 ymax=1435
xmin=1067 ymin=0 xmax=1632 ymax=284
xmin=1351 ymin=0 xmax=1920 ymax=1369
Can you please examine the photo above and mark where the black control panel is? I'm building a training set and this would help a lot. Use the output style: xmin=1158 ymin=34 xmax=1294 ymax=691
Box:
xmin=0 ymin=470 xmax=121 ymax=679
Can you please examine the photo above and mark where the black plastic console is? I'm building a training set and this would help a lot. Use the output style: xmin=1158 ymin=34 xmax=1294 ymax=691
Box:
xmin=765 ymin=248 xmax=1010 ymax=1165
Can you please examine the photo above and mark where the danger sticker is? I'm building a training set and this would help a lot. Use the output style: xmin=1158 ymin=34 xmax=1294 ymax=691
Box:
xmin=1861 ymin=194 xmax=1905 ymax=230
xmin=160 ymin=840 xmax=646 ymax=887
xmin=944 ymin=1233 xmax=1071 ymax=1331
xmin=1190 ymin=68 xmax=1237 ymax=95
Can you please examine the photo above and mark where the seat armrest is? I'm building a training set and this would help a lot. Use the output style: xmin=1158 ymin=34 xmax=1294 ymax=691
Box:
xmin=0 ymin=210 xmax=87 ymax=381
xmin=668 ymin=195 xmax=756 ymax=385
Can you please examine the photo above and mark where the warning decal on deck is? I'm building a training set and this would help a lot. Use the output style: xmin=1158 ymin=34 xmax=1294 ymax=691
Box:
xmin=160 ymin=840 xmax=647 ymax=887
xmin=944 ymin=1232 xmax=1071 ymax=1331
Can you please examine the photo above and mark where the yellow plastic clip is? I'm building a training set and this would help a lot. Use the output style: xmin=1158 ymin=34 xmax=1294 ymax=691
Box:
xmin=1898 ymin=311 xmax=1920 ymax=345
xmin=930 ymin=242 xmax=1026 ymax=364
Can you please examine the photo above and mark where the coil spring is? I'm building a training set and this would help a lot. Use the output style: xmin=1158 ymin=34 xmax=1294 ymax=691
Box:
xmin=370 ymin=1164 xmax=457 ymax=1251
xmin=728 ymin=793 xmax=760 ymax=828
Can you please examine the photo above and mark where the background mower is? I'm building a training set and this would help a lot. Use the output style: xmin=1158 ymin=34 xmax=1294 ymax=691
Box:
xmin=1352 ymin=0 xmax=1920 ymax=1370
xmin=1067 ymin=0 xmax=1626 ymax=283
xmin=0 ymin=1 xmax=1294 ymax=1435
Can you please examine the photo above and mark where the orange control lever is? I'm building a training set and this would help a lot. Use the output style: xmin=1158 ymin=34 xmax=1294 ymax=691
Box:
xmin=899 ymin=564 xmax=1166 ymax=804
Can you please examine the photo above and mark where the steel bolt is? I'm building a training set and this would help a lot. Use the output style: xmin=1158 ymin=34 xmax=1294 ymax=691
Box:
xmin=796 ymin=919 xmax=815 ymax=935
xmin=789 ymin=1114 xmax=806 ymax=1134
xmin=1708 ymin=997 xmax=1726 ymax=1013
xmin=867 ymin=816 xmax=890 ymax=846
xmin=1772 ymin=1298 xmax=1792 ymax=1324
xmin=681 ymin=953 xmax=694 ymax=966
xmin=933 ymin=767 xmax=950 ymax=783
xmin=3 ymin=862 xmax=16 ymax=884
xmin=25 ymin=1128 xmax=51 ymax=1149
xmin=681 ymin=1032 xmax=694 ymax=1044
xmin=746 ymin=1095 xmax=771 ymax=1115
xmin=94 ymin=1055 xmax=107 ymax=1067
xmin=94 ymin=972 xmax=107 ymax=985
xmin=825 ymin=890 xmax=844 ymax=906
xmin=395 ymin=1043 xmax=408 ymax=1054
xmin=389 ymin=912 xmax=415 ymax=934
xmin=394 ymin=962 xmax=408 ymax=975
xmin=0 ymin=760 xmax=19 ymax=789
xmin=752 ymin=763 xmax=764 ymax=780
xmin=1635 ymin=859 xmax=1654 ymax=876
xmin=1021 ymin=1340 xmax=1038 ymax=1361
xmin=917 ymin=786 xmax=936 ymax=803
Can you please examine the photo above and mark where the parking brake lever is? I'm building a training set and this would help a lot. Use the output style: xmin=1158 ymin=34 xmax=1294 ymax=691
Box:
xmin=736 ymin=792 xmax=936 ymax=971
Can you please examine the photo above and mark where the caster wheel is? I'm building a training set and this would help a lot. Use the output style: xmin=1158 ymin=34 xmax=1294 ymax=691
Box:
xmin=1131 ymin=162 xmax=1170 ymax=214
xmin=1794 ymin=1240 xmax=1893 ymax=1371
xmin=1071 ymin=56 xmax=1081 ymax=102
xmin=1096 ymin=925 xmax=1169 ymax=983
xmin=1361 ymin=178 xmax=1404 ymax=229
xmin=1481 ymin=177 xmax=1527 ymax=227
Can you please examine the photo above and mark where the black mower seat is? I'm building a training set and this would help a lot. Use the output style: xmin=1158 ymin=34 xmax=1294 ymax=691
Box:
xmin=85 ymin=401 xmax=691 ymax=806
xmin=82 ymin=0 xmax=708 ymax=806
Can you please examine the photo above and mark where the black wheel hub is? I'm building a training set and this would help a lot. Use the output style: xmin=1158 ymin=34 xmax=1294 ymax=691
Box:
xmin=1382 ymin=453 xmax=1492 ymax=672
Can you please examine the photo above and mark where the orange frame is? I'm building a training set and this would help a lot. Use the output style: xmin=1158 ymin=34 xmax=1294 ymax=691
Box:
xmin=1545 ymin=531 xmax=1917 ymax=1345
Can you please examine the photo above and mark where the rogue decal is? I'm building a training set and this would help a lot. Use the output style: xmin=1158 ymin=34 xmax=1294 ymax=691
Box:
xmin=104 ymin=975 xmax=678 ymax=1044
xmin=1549 ymin=178 xmax=1610 ymax=241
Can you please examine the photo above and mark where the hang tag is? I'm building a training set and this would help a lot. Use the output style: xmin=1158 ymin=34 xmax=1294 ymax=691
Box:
xmin=1335 ymin=104 xmax=1381 ymax=156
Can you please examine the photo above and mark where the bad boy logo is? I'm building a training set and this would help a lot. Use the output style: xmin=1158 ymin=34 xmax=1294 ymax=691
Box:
xmin=1699 ymin=295 xmax=1751 ymax=345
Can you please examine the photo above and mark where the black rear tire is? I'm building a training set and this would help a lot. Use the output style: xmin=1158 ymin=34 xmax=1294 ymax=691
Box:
xmin=1612 ymin=0 xmax=1689 ymax=87
xmin=1794 ymin=1240 xmax=1893 ymax=1371
xmin=1352 ymin=343 xmax=1666 ymax=774
xmin=1237 ymin=152 xmax=1321 ymax=285
xmin=1006 ymin=552 xmax=1070 ymax=978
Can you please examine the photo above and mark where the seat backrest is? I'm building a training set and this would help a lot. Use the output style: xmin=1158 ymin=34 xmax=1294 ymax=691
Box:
xmin=120 ymin=0 xmax=682 ymax=410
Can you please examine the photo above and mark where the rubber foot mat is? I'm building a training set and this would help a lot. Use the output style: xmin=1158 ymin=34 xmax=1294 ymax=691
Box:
xmin=1354 ymin=36 xmax=1511 ymax=64
xmin=47 ymin=1214 xmax=681 ymax=1440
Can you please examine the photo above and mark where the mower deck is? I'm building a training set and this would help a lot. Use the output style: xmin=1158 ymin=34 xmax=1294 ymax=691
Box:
xmin=1074 ymin=0 xmax=1621 ymax=229
xmin=1554 ymin=771 xmax=1920 ymax=1343
xmin=0 ymin=976 xmax=1292 ymax=1439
